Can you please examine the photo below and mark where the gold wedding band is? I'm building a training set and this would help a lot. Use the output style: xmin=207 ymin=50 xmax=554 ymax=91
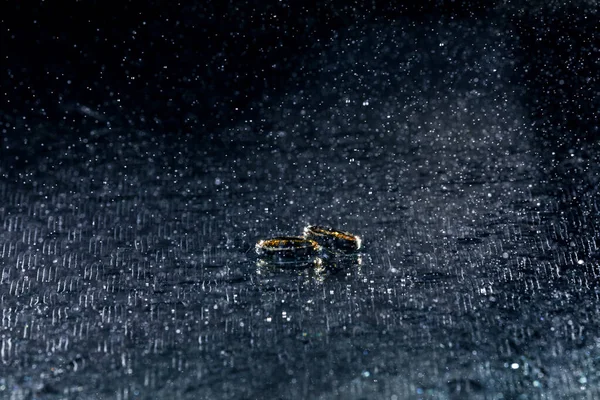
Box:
xmin=255 ymin=236 xmax=321 ymax=259
xmin=303 ymin=225 xmax=362 ymax=253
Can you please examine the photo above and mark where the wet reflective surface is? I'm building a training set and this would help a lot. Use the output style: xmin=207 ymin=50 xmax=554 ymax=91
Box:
xmin=1 ymin=4 xmax=599 ymax=400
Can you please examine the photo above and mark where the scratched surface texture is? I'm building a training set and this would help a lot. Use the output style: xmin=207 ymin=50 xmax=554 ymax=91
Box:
xmin=1 ymin=2 xmax=599 ymax=400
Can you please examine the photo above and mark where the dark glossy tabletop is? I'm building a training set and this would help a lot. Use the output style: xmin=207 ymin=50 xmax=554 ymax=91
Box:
xmin=1 ymin=2 xmax=598 ymax=399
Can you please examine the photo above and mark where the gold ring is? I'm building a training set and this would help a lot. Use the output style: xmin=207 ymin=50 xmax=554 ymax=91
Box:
xmin=303 ymin=225 xmax=362 ymax=253
xmin=255 ymin=236 xmax=321 ymax=259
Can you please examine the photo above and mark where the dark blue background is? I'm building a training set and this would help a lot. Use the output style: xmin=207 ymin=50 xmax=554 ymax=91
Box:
xmin=1 ymin=1 xmax=598 ymax=399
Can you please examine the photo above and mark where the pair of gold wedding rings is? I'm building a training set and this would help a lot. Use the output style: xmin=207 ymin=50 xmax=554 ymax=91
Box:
xmin=255 ymin=225 xmax=362 ymax=262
